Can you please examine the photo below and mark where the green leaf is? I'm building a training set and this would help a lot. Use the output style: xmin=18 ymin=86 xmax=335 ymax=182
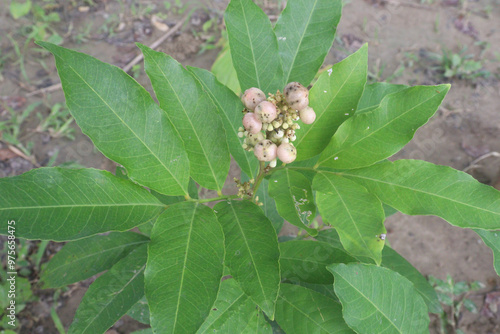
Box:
xmin=295 ymin=44 xmax=368 ymax=160
xmin=356 ymin=82 xmax=408 ymax=113
xmin=268 ymin=169 xmax=317 ymax=235
xmin=197 ymin=278 xmax=272 ymax=334
xmin=341 ymin=159 xmax=500 ymax=229
xmin=150 ymin=178 xmax=198 ymax=205
xmin=10 ymin=0 xmax=32 ymax=19
xmin=274 ymin=0 xmax=342 ymax=87
xmin=225 ymin=0 xmax=283 ymax=94
xmin=145 ymin=202 xmax=224 ymax=334
xmin=40 ymin=232 xmax=149 ymax=288
xmin=214 ymin=200 xmax=280 ymax=319
xmin=0 ymin=168 xmax=164 ymax=241
xmin=318 ymin=84 xmax=450 ymax=169
xmin=211 ymin=47 xmax=241 ymax=96
xmin=68 ymin=245 xmax=147 ymax=334
xmin=289 ymin=281 xmax=338 ymax=301
xmin=138 ymin=44 xmax=230 ymax=192
xmin=475 ymin=229 xmax=500 ymax=276
xmin=313 ymin=172 xmax=386 ymax=265
xmin=328 ymin=263 xmax=430 ymax=334
xmin=37 ymin=42 xmax=190 ymax=196
xmin=280 ymin=240 xmax=355 ymax=284
xmin=382 ymin=247 xmax=442 ymax=314
xmin=187 ymin=66 xmax=259 ymax=179
xmin=275 ymin=283 xmax=354 ymax=334
xmin=315 ymin=228 xmax=343 ymax=249
xmin=127 ymin=297 xmax=150 ymax=324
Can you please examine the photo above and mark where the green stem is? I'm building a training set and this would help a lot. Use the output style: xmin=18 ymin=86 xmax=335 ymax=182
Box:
xmin=252 ymin=161 xmax=266 ymax=199
xmin=189 ymin=195 xmax=239 ymax=204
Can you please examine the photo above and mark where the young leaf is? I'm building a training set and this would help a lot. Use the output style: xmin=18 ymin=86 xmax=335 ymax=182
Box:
xmin=341 ymin=159 xmax=500 ymax=229
xmin=274 ymin=0 xmax=342 ymax=87
xmin=382 ymin=247 xmax=442 ymax=314
xmin=294 ymin=44 xmax=368 ymax=160
xmin=356 ymin=82 xmax=408 ymax=113
xmin=0 ymin=168 xmax=164 ymax=241
xmin=313 ymin=172 xmax=386 ymax=265
xmin=37 ymin=42 xmax=190 ymax=196
xmin=68 ymin=245 xmax=147 ymax=334
xmin=318 ymin=84 xmax=450 ymax=169
xmin=214 ymin=200 xmax=280 ymax=319
xmin=268 ymin=169 xmax=317 ymax=235
xmin=475 ymin=229 xmax=500 ymax=277
xmin=275 ymin=284 xmax=353 ymax=334
xmin=225 ymin=0 xmax=283 ymax=94
xmin=211 ymin=47 xmax=241 ymax=96
xmin=328 ymin=263 xmax=430 ymax=334
xmin=197 ymin=278 xmax=272 ymax=334
xmin=145 ymin=202 xmax=224 ymax=334
xmin=138 ymin=44 xmax=230 ymax=192
xmin=40 ymin=232 xmax=149 ymax=288
xmin=280 ymin=240 xmax=355 ymax=284
xmin=187 ymin=66 xmax=259 ymax=179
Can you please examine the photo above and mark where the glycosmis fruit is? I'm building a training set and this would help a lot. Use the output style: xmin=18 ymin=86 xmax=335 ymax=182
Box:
xmin=238 ymin=82 xmax=317 ymax=166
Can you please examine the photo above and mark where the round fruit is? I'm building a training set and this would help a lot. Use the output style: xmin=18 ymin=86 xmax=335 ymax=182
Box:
xmin=241 ymin=87 xmax=267 ymax=111
xmin=299 ymin=106 xmax=316 ymax=124
xmin=254 ymin=140 xmax=278 ymax=162
xmin=246 ymin=131 xmax=265 ymax=146
xmin=277 ymin=142 xmax=297 ymax=164
xmin=242 ymin=112 xmax=262 ymax=134
xmin=255 ymin=101 xmax=277 ymax=123
xmin=284 ymin=82 xmax=309 ymax=111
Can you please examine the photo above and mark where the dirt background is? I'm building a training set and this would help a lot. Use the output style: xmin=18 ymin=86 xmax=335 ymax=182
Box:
xmin=1 ymin=0 xmax=500 ymax=333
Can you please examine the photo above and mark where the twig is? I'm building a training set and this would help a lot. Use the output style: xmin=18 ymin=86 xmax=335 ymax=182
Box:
xmin=463 ymin=152 xmax=500 ymax=172
xmin=26 ymin=13 xmax=190 ymax=97
xmin=7 ymin=144 xmax=40 ymax=167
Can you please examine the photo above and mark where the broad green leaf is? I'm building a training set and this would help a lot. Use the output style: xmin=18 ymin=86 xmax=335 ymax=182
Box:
xmin=214 ymin=200 xmax=280 ymax=319
xmin=341 ymin=159 xmax=500 ymax=229
xmin=356 ymin=82 xmax=408 ymax=113
xmin=10 ymin=0 xmax=32 ymax=19
xmin=280 ymin=240 xmax=355 ymax=284
xmin=127 ymin=297 xmax=150 ymax=324
xmin=150 ymin=178 xmax=199 ymax=205
xmin=275 ymin=283 xmax=353 ymax=334
xmin=225 ymin=0 xmax=283 ymax=94
xmin=268 ymin=169 xmax=317 ymax=235
xmin=69 ymin=245 xmax=147 ymax=334
xmin=328 ymin=263 xmax=430 ymax=334
xmin=187 ymin=66 xmax=259 ymax=179
xmin=211 ymin=47 xmax=241 ymax=95
xmin=295 ymin=45 xmax=368 ymax=160
xmin=145 ymin=202 xmax=224 ymax=334
xmin=0 ymin=168 xmax=164 ymax=241
xmin=274 ymin=0 xmax=342 ymax=87
xmin=318 ymin=84 xmax=450 ymax=169
xmin=138 ymin=44 xmax=230 ymax=192
xmin=290 ymin=281 xmax=338 ymax=301
xmin=313 ymin=172 xmax=386 ymax=265
xmin=40 ymin=232 xmax=149 ymax=288
xmin=382 ymin=247 xmax=442 ymax=314
xmin=317 ymin=228 xmax=442 ymax=313
xmin=38 ymin=42 xmax=189 ymax=196
xmin=475 ymin=229 xmax=500 ymax=276
xmin=197 ymin=278 xmax=272 ymax=334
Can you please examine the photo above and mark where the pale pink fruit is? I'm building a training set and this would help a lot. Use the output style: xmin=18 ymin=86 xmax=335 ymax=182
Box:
xmin=254 ymin=140 xmax=277 ymax=162
xmin=299 ymin=106 xmax=316 ymax=124
xmin=277 ymin=142 xmax=297 ymax=164
xmin=284 ymin=82 xmax=309 ymax=111
xmin=241 ymin=87 xmax=267 ymax=111
xmin=242 ymin=113 xmax=262 ymax=134
xmin=254 ymin=101 xmax=277 ymax=123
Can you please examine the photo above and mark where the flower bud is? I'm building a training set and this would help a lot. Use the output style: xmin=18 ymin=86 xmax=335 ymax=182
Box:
xmin=242 ymin=112 xmax=262 ymax=134
xmin=241 ymin=87 xmax=266 ymax=111
xmin=284 ymin=82 xmax=309 ymax=111
xmin=254 ymin=101 xmax=277 ymax=123
xmin=254 ymin=140 xmax=277 ymax=162
xmin=277 ymin=142 xmax=297 ymax=164
xmin=299 ymin=106 xmax=316 ymax=124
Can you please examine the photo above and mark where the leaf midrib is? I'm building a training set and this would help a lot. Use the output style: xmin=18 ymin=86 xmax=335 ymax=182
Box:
xmin=279 ymin=294 xmax=331 ymax=331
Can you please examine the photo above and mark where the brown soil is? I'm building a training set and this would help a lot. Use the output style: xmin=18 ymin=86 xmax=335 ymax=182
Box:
xmin=1 ymin=0 xmax=500 ymax=333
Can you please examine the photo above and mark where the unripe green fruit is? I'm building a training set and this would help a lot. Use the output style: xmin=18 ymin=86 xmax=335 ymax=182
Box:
xmin=254 ymin=139 xmax=277 ymax=162
xmin=246 ymin=132 xmax=265 ymax=146
xmin=299 ymin=106 xmax=316 ymax=124
xmin=241 ymin=87 xmax=267 ymax=111
xmin=255 ymin=101 xmax=277 ymax=123
xmin=284 ymin=82 xmax=309 ymax=111
xmin=242 ymin=112 xmax=262 ymax=134
xmin=277 ymin=142 xmax=297 ymax=164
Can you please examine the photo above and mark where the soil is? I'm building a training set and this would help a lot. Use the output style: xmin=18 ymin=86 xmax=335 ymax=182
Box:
xmin=1 ymin=0 xmax=500 ymax=333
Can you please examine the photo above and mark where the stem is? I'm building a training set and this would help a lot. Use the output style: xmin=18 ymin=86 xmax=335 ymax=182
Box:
xmin=189 ymin=195 xmax=239 ymax=204
xmin=252 ymin=161 xmax=266 ymax=199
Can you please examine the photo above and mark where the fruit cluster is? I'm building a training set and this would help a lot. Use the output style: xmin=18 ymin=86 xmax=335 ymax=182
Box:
xmin=238 ymin=82 xmax=316 ymax=167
